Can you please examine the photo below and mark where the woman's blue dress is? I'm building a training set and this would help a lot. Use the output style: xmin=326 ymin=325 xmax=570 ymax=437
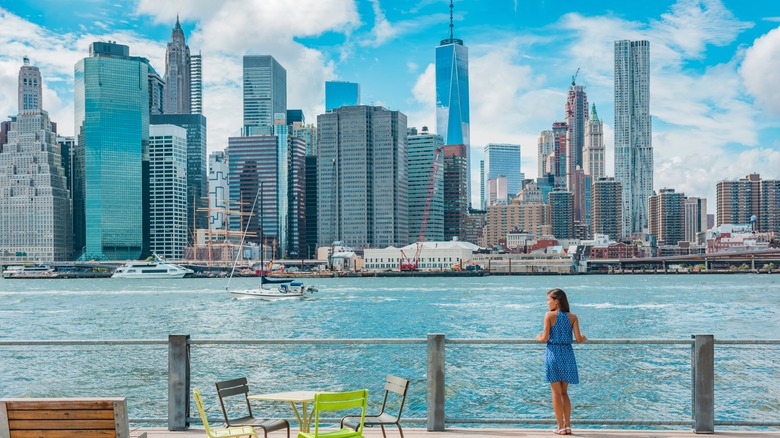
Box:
xmin=545 ymin=310 xmax=579 ymax=384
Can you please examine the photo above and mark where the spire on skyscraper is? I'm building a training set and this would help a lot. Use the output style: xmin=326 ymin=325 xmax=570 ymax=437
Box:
xmin=590 ymin=103 xmax=599 ymax=122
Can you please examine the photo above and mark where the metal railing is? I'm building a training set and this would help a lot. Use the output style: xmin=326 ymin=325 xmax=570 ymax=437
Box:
xmin=1 ymin=335 xmax=779 ymax=433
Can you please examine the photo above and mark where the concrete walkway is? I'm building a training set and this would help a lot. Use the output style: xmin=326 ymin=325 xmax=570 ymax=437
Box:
xmin=136 ymin=427 xmax=780 ymax=437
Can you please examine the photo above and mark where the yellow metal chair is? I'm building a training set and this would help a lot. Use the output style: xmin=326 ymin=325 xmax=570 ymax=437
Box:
xmin=298 ymin=389 xmax=368 ymax=438
xmin=194 ymin=387 xmax=259 ymax=438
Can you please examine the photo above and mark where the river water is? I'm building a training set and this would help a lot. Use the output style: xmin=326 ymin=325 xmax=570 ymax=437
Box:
xmin=1 ymin=274 xmax=779 ymax=426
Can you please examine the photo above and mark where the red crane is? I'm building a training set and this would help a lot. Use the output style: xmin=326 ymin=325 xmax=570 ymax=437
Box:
xmin=400 ymin=146 xmax=443 ymax=271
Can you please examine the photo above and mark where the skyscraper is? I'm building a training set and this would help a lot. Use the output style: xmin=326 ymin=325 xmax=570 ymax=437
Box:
xmin=443 ymin=144 xmax=468 ymax=241
xmin=408 ymin=127 xmax=444 ymax=242
xmin=74 ymin=42 xmax=149 ymax=260
xmin=148 ymin=124 xmax=188 ymax=259
xmin=325 ymin=81 xmax=360 ymax=112
xmin=243 ymin=55 xmax=286 ymax=134
xmin=648 ymin=188 xmax=685 ymax=245
xmin=583 ymin=103 xmax=605 ymax=181
xmin=537 ymin=129 xmax=555 ymax=179
xmin=592 ymin=177 xmax=623 ymax=241
xmin=208 ymin=151 xmax=229 ymax=232
xmin=552 ymin=122 xmax=568 ymax=188
xmin=163 ymin=17 xmax=191 ymax=115
xmin=565 ymin=81 xmax=588 ymax=187
xmin=0 ymin=58 xmax=72 ymax=262
xmin=549 ymin=189 xmax=574 ymax=240
xmin=684 ymin=197 xmax=708 ymax=243
xmin=190 ymin=51 xmax=202 ymax=115
xmin=436 ymin=1 xmax=470 ymax=203
xmin=317 ymin=106 xmax=408 ymax=249
xmin=614 ymin=40 xmax=652 ymax=237
xmin=483 ymin=143 xmax=523 ymax=207
xmin=150 ymin=113 xmax=208 ymax=237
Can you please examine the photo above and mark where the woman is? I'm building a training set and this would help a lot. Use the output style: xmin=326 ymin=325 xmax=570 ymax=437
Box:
xmin=536 ymin=288 xmax=586 ymax=435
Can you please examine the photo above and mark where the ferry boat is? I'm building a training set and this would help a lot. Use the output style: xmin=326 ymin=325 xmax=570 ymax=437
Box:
xmin=111 ymin=255 xmax=194 ymax=279
xmin=2 ymin=265 xmax=56 ymax=279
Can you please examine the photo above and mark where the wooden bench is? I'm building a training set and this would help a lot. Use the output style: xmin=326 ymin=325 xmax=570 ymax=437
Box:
xmin=0 ymin=397 xmax=131 ymax=438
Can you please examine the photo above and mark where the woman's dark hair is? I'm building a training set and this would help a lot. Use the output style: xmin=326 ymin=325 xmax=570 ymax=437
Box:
xmin=548 ymin=288 xmax=570 ymax=312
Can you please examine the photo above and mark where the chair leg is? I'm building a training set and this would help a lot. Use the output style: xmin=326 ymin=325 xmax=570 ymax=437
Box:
xmin=397 ymin=423 xmax=404 ymax=438
xmin=380 ymin=424 xmax=387 ymax=438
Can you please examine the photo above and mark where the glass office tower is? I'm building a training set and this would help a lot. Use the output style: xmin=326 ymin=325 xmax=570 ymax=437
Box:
xmin=74 ymin=42 xmax=148 ymax=260
xmin=483 ymin=143 xmax=523 ymax=207
xmin=325 ymin=81 xmax=360 ymax=112
xmin=243 ymin=55 xmax=286 ymax=134
xmin=435 ymin=4 xmax=470 ymax=206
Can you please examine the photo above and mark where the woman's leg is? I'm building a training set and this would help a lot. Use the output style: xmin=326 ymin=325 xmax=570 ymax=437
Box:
xmin=560 ymin=382 xmax=571 ymax=432
xmin=550 ymin=381 xmax=565 ymax=432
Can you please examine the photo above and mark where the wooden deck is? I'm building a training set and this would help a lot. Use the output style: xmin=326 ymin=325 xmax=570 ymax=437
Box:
xmin=135 ymin=427 xmax=780 ymax=437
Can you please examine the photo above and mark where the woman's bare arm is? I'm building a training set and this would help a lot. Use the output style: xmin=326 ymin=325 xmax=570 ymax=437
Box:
xmin=536 ymin=311 xmax=555 ymax=342
xmin=571 ymin=314 xmax=586 ymax=343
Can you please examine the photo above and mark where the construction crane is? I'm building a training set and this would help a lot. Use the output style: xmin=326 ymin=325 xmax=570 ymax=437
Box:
xmin=399 ymin=146 xmax=443 ymax=271
xmin=571 ymin=67 xmax=580 ymax=86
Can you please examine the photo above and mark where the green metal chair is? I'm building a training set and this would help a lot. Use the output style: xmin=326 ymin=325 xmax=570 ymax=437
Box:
xmin=194 ymin=387 xmax=259 ymax=438
xmin=341 ymin=375 xmax=409 ymax=437
xmin=298 ymin=389 xmax=368 ymax=438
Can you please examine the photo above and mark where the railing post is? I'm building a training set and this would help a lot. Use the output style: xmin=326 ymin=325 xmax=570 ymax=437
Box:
xmin=168 ymin=334 xmax=191 ymax=431
xmin=692 ymin=334 xmax=714 ymax=434
xmin=427 ymin=333 xmax=445 ymax=431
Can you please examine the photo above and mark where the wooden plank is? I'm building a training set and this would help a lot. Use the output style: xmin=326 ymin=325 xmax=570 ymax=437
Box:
xmin=8 ymin=410 xmax=114 ymax=421
xmin=9 ymin=419 xmax=115 ymax=430
xmin=10 ymin=430 xmax=116 ymax=438
xmin=5 ymin=401 xmax=115 ymax=411
xmin=1 ymin=402 xmax=10 ymax=438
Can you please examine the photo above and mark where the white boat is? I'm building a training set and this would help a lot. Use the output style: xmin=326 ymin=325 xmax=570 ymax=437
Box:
xmin=112 ymin=255 xmax=194 ymax=279
xmin=2 ymin=265 xmax=56 ymax=279
xmin=230 ymin=280 xmax=316 ymax=299
xmin=226 ymin=182 xmax=318 ymax=300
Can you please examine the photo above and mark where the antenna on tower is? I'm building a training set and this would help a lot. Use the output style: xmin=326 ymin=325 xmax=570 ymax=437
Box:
xmin=572 ymin=67 xmax=580 ymax=86
xmin=449 ymin=0 xmax=454 ymax=40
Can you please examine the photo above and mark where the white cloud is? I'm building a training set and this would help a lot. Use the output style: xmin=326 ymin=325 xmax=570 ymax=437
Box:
xmin=133 ymin=0 xmax=359 ymax=151
xmin=740 ymin=26 xmax=780 ymax=116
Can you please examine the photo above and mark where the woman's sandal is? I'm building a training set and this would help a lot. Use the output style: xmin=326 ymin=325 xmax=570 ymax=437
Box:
xmin=565 ymin=426 xmax=572 ymax=434
xmin=553 ymin=428 xmax=565 ymax=435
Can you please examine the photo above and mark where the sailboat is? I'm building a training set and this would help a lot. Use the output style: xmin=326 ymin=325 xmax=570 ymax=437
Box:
xmin=227 ymin=182 xmax=317 ymax=300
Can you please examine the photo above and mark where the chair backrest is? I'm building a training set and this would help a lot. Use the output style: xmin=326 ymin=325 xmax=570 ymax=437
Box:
xmin=380 ymin=375 xmax=410 ymax=419
xmin=312 ymin=389 xmax=368 ymax=436
xmin=193 ymin=387 xmax=215 ymax=436
xmin=215 ymin=377 xmax=253 ymax=424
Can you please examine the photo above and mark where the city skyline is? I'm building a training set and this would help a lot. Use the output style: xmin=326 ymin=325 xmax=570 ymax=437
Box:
xmin=0 ymin=0 xmax=779 ymax=207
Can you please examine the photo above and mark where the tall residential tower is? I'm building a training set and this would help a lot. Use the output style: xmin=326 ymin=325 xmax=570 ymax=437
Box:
xmin=614 ymin=40 xmax=652 ymax=237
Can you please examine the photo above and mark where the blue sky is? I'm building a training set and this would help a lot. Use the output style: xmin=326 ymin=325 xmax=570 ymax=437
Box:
xmin=1 ymin=0 xmax=779 ymax=207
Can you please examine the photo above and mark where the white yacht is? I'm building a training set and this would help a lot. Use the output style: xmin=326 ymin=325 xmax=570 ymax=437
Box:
xmin=2 ymin=265 xmax=56 ymax=279
xmin=230 ymin=279 xmax=317 ymax=300
xmin=112 ymin=255 xmax=193 ymax=279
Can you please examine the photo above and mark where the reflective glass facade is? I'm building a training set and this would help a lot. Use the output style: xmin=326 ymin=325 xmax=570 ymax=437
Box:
xmin=435 ymin=42 xmax=470 ymax=146
xmin=325 ymin=81 xmax=360 ymax=112
xmin=243 ymin=56 xmax=286 ymax=132
xmin=74 ymin=43 xmax=148 ymax=260
xmin=408 ymin=131 xmax=444 ymax=242
xmin=483 ymin=144 xmax=523 ymax=207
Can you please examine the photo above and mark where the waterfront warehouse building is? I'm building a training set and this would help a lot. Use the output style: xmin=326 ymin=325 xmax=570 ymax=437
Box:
xmin=591 ymin=177 xmax=623 ymax=242
xmin=74 ymin=42 xmax=149 ymax=260
xmin=325 ymin=81 xmax=360 ymax=112
xmin=148 ymin=124 xmax=188 ymax=259
xmin=482 ymin=143 xmax=523 ymax=208
xmin=614 ymin=40 xmax=652 ymax=237
xmin=408 ymin=127 xmax=444 ymax=243
xmin=364 ymin=240 xmax=479 ymax=271
xmin=0 ymin=58 xmax=72 ymax=262
xmin=317 ymin=105 xmax=408 ymax=249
